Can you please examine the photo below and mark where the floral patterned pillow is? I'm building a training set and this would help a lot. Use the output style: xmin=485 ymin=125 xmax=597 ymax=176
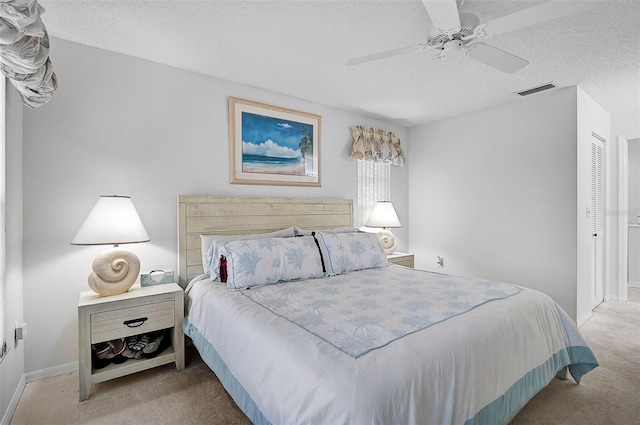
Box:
xmin=314 ymin=231 xmax=388 ymax=276
xmin=222 ymin=236 xmax=324 ymax=290
xmin=200 ymin=226 xmax=297 ymax=281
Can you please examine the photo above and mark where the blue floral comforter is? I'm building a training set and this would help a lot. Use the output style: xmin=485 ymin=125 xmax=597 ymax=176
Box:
xmin=184 ymin=265 xmax=598 ymax=425
xmin=242 ymin=266 xmax=522 ymax=357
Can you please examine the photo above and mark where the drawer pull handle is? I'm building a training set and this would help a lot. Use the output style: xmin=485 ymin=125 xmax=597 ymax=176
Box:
xmin=123 ymin=317 xmax=148 ymax=327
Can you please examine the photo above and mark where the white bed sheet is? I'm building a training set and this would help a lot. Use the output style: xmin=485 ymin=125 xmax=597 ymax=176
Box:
xmin=184 ymin=266 xmax=597 ymax=425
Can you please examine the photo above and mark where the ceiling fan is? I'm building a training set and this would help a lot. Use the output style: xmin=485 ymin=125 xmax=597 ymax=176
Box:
xmin=347 ymin=0 xmax=597 ymax=73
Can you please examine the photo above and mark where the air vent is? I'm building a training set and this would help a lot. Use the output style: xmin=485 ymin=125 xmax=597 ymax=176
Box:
xmin=516 ymin=83 xmax=557 ymax=97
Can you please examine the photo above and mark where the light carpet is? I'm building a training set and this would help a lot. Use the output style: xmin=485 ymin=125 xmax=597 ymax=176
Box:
xmin=10 ymin=288 xmax=640 ymax=425
xmin=511 ymin=288 xmax=640 ymax=425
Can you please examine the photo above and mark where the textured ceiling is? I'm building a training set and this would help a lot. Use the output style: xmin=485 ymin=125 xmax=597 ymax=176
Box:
xmin=39 ymin=0 xmax=640 ymax=126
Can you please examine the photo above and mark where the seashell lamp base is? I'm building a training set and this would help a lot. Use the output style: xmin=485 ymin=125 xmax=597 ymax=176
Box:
xmin=87 ymin=247 xmax=141 ymax=296
xmin=375 ymin=229 xmax=396 ymax=255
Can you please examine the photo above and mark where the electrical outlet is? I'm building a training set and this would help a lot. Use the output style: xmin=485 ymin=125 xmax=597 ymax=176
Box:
xmin=15 ymin=323 xmax=27 ymax=341
xmin=436 ymin=256 xmax=444 ymax=268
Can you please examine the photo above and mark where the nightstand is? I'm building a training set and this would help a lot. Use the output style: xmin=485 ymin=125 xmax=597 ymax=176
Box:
xmin=387 ymin=252 xmax=414 ymax=268
xmin=78 ymin=283 xmax=185 ymax=401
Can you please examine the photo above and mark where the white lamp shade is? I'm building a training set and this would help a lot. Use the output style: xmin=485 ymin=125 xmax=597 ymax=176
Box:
xmin=365 ymin=201 xmax=401 ymax=228
xmin=71 ymin=195 xmax=150 ymax=245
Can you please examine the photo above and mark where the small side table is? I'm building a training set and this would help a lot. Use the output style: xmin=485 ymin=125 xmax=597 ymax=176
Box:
xmin=78 ymin=283 xmax=184 ymax=401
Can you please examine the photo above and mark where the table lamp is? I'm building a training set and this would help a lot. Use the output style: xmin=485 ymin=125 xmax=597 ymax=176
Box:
xmin=365 ymin=200 xmax=401 ymax=254
xmin=72 ymin=195 xmax=150 ymax=296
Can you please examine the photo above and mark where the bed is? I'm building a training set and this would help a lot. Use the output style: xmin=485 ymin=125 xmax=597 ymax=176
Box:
xmin=178 ymin=195 xmax=598 ymax=425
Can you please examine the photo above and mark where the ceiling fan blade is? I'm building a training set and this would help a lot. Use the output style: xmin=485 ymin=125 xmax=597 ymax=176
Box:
xmin=481 ymin=0 xmax=598 ymax=36
xmin=347 ymin=44 xmax=428 ymax=66
xmin=468 ymin=43 xmax=529 ymax=74
xmin=421 ymin=0 xmax=461 ymax=33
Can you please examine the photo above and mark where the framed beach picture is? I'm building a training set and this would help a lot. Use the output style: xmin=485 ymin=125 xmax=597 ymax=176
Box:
xmin=229 ymin=97 xmax=321 ymax=186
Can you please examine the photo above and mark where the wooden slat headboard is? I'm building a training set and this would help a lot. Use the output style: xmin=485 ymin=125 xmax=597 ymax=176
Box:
xmin=177 ymin=196 xmax=353 ymax=286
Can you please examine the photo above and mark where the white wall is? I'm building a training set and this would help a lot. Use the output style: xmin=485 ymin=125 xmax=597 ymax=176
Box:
xmin=20 ymin=38 xmax=409 ymax=373
xmin=408 ymin=87 xmax=580 ymax=319
xmin=612 ymin=110 xmax=640 ymax=140
xmin=0 ymin=85 xmax=25 ymax=423
xmin=608 ymin=109 xmax=640 ymax=301
xmin=627 ymin=139 xmax=640 ymax=285
xmin=628 ymin=141 xmax=640 ymax=223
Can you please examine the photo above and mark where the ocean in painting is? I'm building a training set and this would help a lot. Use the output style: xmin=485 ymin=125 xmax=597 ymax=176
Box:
xmin=242 ymin=154 xmax=305 ymax=175
xmin=241 ymin=111 xmax=313 ymax=177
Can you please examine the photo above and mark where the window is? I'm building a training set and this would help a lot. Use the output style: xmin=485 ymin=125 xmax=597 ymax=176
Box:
xmin=356 ymin=160 xmax=391 ymax=227
xmin=350 ymin=125 xmax=404 ymax=228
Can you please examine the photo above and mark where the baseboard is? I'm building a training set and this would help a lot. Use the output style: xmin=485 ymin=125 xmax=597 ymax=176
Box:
xmin=0 ymin=374 xmax=25 ymax=425
xmin=577 ymin=310 xmax=593 ymax=327
xmin=628 ymin=282 xmax=640 ymax=288
xmin=25 ymin=361 xmax=78 ymax=383
xmin=0 ymin=362 xmax=79 ymax=425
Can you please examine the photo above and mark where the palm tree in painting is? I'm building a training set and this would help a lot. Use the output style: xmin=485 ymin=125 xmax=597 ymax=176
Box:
xmin=299 ymin=126 xmax=313 ymax=159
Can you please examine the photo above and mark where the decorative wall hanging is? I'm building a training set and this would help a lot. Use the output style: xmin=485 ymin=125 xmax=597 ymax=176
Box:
xmin=0 ymin=0 xmax=57 ymax=108
xmin=351 ymin=125 xmax=405 ymax=166
xmin=229 ymin=97 xmax=321 ymax=186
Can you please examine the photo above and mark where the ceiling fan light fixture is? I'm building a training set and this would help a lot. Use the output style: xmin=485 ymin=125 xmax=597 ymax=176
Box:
xmin=443 ymin=40 xmax=463 ymax=52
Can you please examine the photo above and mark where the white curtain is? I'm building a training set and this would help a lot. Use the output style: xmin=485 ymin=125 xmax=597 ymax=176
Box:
xmin=0 ymin=0 xmax=57 ymax=108
xmin=351 ymin=125 xmax=405 ymax=166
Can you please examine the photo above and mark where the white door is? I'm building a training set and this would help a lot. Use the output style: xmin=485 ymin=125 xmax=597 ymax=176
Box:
xmin=591 ymin=135 xmax=605 ymax=308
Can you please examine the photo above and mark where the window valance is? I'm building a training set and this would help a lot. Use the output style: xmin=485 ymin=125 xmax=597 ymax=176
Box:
xmin=351 ymin=125 xmax=405 ymax=166
xmin=0 ymin=0 xmax=57 ymax=108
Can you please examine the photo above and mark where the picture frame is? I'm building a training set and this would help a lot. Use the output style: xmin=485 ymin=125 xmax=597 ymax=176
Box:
xmin=229 ymin=97 xmax=321 ymax=186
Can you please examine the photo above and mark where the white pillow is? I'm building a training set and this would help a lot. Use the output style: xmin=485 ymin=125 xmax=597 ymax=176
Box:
xmin=200 ymin=226 xmax=296 ymax=281
xmin=314 ymin=231 xmax=388 ymax=276
xmin=223 ymin=236 xmax=325 ymax=290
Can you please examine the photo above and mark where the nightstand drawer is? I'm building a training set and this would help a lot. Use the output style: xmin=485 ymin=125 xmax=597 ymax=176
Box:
xmin=391 ymin=257 xmax=414 ymax=268
xmin=387 ymin=253 xmax=414 ymax=268
xmin=90 ymin=300 xmax=174 ymax=343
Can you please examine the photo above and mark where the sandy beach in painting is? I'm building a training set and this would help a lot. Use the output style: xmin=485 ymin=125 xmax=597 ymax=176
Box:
xmin=243 ymin=160 xmax=305 ymax=176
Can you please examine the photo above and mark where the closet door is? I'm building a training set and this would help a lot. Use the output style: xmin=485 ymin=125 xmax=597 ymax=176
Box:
xmin=590 ymin=135 xmax=605 ymax=308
